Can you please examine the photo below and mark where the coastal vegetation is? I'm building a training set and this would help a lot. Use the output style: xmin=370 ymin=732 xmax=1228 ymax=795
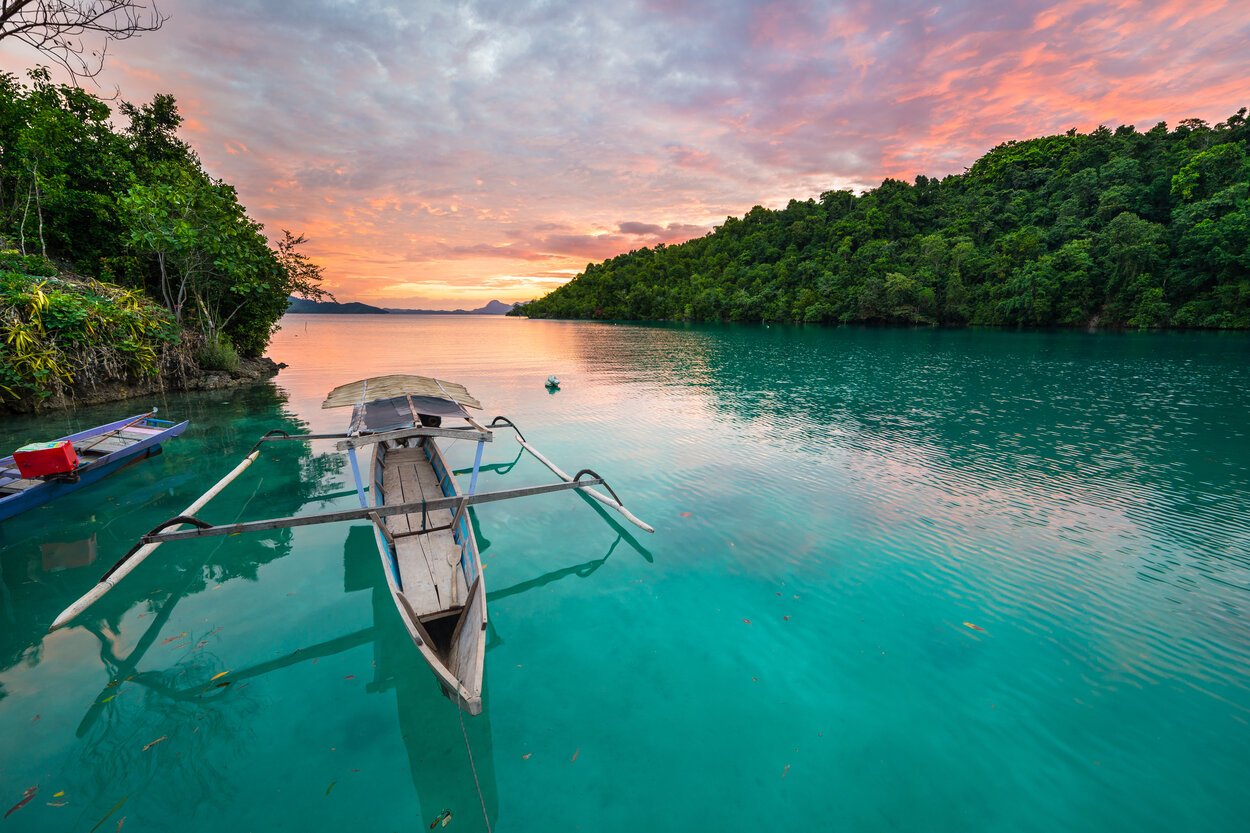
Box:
xmin=515 ymin=110 xmax=1250 ymax=328
xmin=0 ymin=251 xmax=180 ymax=402
xmin=0 ymin=69 xmax=327 ymax=405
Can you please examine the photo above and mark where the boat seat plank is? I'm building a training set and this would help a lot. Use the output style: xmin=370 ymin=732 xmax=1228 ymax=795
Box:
xmin=381 ymin=480 xmax=411 ymax=535
xmin=380 ymin=443 xmax=468 ymax=617
xmin=395 ymin=535 xmax=439 ymax=614
xmin=74 ymin=434 xmax=142 ymax=456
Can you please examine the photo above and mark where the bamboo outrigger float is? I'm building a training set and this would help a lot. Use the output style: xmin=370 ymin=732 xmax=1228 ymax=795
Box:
xmin=51 ymin=374 xmax=652 ymax=715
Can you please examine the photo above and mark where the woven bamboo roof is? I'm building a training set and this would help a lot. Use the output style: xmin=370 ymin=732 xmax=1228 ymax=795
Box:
xmin=321 ymin=375 xmax=482 ymax=410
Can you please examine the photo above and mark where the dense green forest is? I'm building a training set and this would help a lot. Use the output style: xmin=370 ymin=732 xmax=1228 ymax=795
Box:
xmin=0 ymin=69 xmax=325 ymax=402
xmin=516 ymin=110 xmax=1250 ymax=328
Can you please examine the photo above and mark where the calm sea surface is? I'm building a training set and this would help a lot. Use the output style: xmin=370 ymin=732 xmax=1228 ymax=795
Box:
xmin=2 ymin=315 xmax=1249 ymax=832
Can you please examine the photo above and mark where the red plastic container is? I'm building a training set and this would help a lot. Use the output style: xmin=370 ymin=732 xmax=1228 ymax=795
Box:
xmin=13 ymin=440 xmax=79 ymax=478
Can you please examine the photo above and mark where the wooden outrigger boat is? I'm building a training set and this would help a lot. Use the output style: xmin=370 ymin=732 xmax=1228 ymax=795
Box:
xmin=51 ymin=375 xmax=651 ymax=715
xmin=1 ymin=412 xmax=188 ymax=523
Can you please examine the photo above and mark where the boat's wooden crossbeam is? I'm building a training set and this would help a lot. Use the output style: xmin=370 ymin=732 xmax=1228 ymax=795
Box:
xmin=136 ymin=476 xmax=607 ymax=545
xmin=336 ymin=425 xmax=491 ymax=451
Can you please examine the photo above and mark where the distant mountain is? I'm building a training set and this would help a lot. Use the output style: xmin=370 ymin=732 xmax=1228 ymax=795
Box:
xmin=384 ymin=299 xmax=518 ymax=315
xmin=287 ymin=298 xmax=389 ymax=314
xmin=287 ymin=298 xmax=518 ymax=315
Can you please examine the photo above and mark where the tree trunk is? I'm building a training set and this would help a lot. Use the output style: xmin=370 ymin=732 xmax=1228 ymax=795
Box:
xmin=32 ymin=161 xmax=45 ymax=258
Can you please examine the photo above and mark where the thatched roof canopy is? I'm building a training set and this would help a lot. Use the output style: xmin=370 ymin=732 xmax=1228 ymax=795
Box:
xmin=322 ymin=374 xmax=482 ymax=410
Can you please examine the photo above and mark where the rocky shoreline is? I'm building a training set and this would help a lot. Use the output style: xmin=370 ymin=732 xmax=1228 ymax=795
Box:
xmin=1 ymin=357 xmax=287 ymax=414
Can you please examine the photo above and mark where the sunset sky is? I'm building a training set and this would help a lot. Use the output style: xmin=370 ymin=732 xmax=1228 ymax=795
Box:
xmin=3 ymin=0 xmax=1248 ymax=308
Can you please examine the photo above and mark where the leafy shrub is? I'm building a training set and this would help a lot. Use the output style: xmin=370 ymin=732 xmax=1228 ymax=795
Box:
xmin=1 ymin=268 xmax=179 ymax=401
xmin=0 ymin=250 xmax=57 ymax=277
xmin=193 ymin=335 xmax=240 ymax=372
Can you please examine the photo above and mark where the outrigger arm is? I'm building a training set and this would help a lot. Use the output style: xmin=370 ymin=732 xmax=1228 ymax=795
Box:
xmin=129 ymin=475 xmax=611 ymax=545
xmin=488 ymin=416 xmax=655 ymax=534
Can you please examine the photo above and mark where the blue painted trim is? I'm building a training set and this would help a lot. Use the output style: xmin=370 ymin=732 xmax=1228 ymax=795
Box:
xmin=468 ymin=439 xmax=484 ymax=495
xmin=346 ymin=447 xmax=367 ymax=507
xmin=0 ymin=418 xmax=188 ymax=522
xmin=0 ymin=412 xmax=152 ymax=469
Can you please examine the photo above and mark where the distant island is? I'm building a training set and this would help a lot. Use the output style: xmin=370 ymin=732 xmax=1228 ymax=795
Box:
xmin=288 ymin=298 xmax=518 ymax=315
xmin=514 ymin=108 xmax=1250 ymax=330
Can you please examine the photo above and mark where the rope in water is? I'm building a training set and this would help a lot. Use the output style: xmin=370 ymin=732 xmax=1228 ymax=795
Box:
xmin=458 ymin=706 xmax=493 ymax=833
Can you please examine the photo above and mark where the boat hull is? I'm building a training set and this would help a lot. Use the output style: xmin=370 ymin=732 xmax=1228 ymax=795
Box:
xmin=0 ymin=415 xmax=189 ymax=523
xmin=368 ymin=436 xmax=487 ymax=714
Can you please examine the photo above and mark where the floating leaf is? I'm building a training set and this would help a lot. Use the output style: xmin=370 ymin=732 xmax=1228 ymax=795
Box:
xmin=47 ymin=801 xmax=68 ymax=807
xmin=142 ymin=736 xmax=167 ymax=752
xmin=210 ymin=671 xmax=229 ymax=681
xmin=100 ymin=695 xmax=117 ymax=703
xmin=116 ymin=815 xmax=126 ymax=832
xmin=783 ymin=616 xmax=790 ymax=621
xmin=522 ymin=753 xmax=532 ymax=760
xmin=743 ymin=618 xmax=751 ymax=624
xmin=571 ymin=748 xmax=580 ymax=762
xmin=161 ymin=632 xmax=187 ymax=645
xmin=325 ymin=781 xmax=336 ymax=797
xmin=679 ymin=511 xmax=691 ymax=518
xmin=53 ymin=791 xmax=65 ymax=798
xmin=4 ymin=786 xmax=36 ymax=819
xmin=782 ymin=764 xmax=791 ymax=778
xmin=429 ymin=809 xmax=452 ymax=829
xmin=963 ymin=622 xmax=986 ymax=632
xmin=344 ymin=675 xmax=356 ymax=680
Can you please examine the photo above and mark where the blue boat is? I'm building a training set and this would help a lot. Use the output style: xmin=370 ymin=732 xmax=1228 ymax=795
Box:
xmin=0 ymin=412 xmax=189 ymax=522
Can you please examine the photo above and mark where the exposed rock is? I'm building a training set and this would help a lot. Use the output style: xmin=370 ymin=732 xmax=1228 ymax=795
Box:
xmin=1 ymin=357 xmax=286 ymax=414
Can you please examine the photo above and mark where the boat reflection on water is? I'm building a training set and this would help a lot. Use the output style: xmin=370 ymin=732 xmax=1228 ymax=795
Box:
xmin=456 ymin=448 xmax=654 ymax=570
xmin=61 ymin=526 xmax=499 ymax=831
xmin=457 ymin=450 xmax=653 ymax=662
xmin=40 ymin=534 xmax=98 ymax=572
xmin=343 ymin=525 xmax=499 ymax=830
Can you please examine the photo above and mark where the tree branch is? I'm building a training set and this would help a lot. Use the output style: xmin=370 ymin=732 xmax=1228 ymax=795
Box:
xmin=0 ymin=2 xmax=167 ymax=84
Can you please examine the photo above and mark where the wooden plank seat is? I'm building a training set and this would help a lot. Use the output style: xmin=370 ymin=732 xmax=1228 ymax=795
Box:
xmin=75 ymin=434 xmax=141 ymax=456
xmin=379 ymin=443 xmax=468 ymax=619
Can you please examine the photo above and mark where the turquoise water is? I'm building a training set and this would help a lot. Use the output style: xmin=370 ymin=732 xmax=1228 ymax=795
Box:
xmin=2 ymin=316 xmax=1249 ymax=832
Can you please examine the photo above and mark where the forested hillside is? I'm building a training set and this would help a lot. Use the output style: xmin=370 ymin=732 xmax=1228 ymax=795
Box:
xmin=517 ymin=110 xmax=1250 ymax=328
